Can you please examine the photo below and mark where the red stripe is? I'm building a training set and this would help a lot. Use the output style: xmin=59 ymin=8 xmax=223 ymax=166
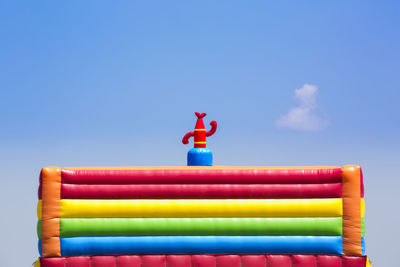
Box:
xmin=194 ymin=131 xmax=206 ymax=142
xmin=60 ymin=183 xmax=342 ymax=199
xmin=360 ymin=168 xmax=364 ymax=198
xmin=216 ymin=255 xmax=240 ymax=267
xmin=38 ymin=172 xmax=42 ymax=200
xmin=39 ymin=255 xmax=367 ymax=267
xmin=61 ymin=169 xmax=342 ymax=184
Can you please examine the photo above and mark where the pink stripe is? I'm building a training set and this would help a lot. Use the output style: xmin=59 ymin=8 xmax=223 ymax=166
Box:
xmin=216 ymin=255 xmax=241 ymax=267
xmin=360 ymin=168 xmax=365 ymax=198
xmin=39 ymin=255 xmax=367 ymax=267
xmin=61 ymin=168 xmax=342 ymax=184
xmin=293 ymin=255 xmax=317 ymax=266
xmin=342 ymin=256 xmax=367 ymax=267
xmin=60 ymin=183 xmax=342 ymax=199
xmin=267 ymin=255 xmax=291 ymax=267
xmin=38 ymin=172 xmax=42 ymax=200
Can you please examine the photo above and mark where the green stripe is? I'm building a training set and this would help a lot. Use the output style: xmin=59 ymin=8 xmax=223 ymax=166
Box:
xmin=37 ymin=218 xmax=366 ymax=238
xmin=361 ymin=218 xmax=365 ymax=236
xmin=37 ymin=220 xmax=41 ymax=239
xmin=55 ymin=217 xmax=343 ymax=237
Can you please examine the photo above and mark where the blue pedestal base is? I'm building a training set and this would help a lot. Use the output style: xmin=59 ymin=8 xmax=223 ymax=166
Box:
xmin=187 ymin=148 xmax=213 ymax=166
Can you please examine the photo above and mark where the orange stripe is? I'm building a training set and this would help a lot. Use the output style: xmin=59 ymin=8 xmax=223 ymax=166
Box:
xmin=40 ymin=167 xmax=61 ymax=257
xmin=342 ymin=165 xmax=362 ymax=256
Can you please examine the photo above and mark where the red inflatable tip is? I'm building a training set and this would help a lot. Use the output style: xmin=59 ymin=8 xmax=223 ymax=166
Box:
xmin=195 ymin=112 xmax=207 ymax=119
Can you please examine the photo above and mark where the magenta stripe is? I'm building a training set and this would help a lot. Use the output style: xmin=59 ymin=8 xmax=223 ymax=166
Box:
xmin=60 ymin=183 xmax=342 ymax=199
xmin=360 ymin=168 xmax=364 ymax=198
xmin=39 ymin=254 xmax=367 ymax=267
xmin=61 ymin=168 xmax=342 ymax=185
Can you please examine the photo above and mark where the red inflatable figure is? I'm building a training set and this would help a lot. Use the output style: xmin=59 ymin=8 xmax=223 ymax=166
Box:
xmin=182 ymin=112 xmax=217 ymax=166
xmin=182 ymin=112 xmax=217 ymax=148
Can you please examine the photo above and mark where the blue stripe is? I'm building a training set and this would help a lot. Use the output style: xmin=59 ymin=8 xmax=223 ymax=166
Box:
xmin=60 ymin=236 xmax=343 ymax=256
xmin=361 ymin=237 xmax=365 ymax=255
xmin=38 ymin=239 xmax=42 ymax=257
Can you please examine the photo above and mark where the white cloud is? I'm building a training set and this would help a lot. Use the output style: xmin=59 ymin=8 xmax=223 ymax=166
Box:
xmin=277 ymin=83 xmax=329 ymax=131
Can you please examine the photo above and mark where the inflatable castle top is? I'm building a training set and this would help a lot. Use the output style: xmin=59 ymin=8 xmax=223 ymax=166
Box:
xmin=35 ymin=113 xmax=372 ymax=267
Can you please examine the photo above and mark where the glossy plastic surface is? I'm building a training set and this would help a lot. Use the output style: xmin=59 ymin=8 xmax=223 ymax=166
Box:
xmin=39 ymin=254 xmax=367 ymax=267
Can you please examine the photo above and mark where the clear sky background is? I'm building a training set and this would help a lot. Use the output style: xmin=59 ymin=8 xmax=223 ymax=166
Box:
xmin=1 ymin=1 xmax=399 ymax=266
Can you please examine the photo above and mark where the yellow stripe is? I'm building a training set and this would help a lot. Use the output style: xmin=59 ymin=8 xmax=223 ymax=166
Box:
xmin=60 ymin=199 xmax=343 ymax=218
xmin=194 ymin=129 xmax=206 ymax=131
xmin=37 ymin=201 xmax=42 ymax=220
xmin=40 ymin=198 xmax=364 ymax=219
xmin=194 ymin=142 xmax=206 ymax=144
xmin=361 ymin=198 xmax=365 ymax=218
xmin=34 ymin=259 xmax=40 ymax=267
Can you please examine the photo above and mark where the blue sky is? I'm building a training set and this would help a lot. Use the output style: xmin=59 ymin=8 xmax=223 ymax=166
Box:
xmin=0 ymin=1 xmax=399 ymax=266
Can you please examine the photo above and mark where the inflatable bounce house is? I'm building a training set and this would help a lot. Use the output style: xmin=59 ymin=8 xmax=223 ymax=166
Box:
xmin=35 ymin=112 xmax=372 ymax=266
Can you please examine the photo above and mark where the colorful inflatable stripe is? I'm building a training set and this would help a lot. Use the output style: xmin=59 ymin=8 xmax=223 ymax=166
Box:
xmin=38 ymin=198 xmax=343 ymax=218
xmin=37 ymin=165 xmax=366 ymax=266
xmin=57 ymin=236 xmax=345 ymax=256
xmin=60 ymin=183 xmax=343 ymax=199
xmin=38 ymin=217 xmax=354 ymax=237
xmin=36 ymin=254 xmax=369 ymax=267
